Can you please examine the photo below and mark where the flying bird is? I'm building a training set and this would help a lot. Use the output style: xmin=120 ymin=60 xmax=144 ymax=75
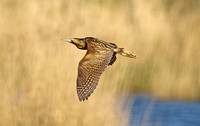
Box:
xmin=63 ymin=37 xmax=136 ymax=101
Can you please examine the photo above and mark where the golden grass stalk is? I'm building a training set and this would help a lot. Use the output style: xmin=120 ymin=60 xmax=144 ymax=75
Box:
xmin=0 ymin=0 xmax=200 ymax=125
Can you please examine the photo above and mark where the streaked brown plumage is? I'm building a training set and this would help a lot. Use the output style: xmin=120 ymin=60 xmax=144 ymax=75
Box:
xmin=63 ymin=37 xmax=136 ymax=101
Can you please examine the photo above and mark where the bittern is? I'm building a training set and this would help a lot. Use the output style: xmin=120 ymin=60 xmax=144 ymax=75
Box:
xmin=63 ymin=37 xmax=136 ymax=101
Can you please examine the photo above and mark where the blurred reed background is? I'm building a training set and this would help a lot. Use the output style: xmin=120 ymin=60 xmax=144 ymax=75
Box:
xmin=0 ymin=0 xmax=200 ymax=126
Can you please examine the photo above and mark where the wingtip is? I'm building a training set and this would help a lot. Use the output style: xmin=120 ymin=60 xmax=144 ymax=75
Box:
xmin=78 ymin=96 xmax=90 ymax=102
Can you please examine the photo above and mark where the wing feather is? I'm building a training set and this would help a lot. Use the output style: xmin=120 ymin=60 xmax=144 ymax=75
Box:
xmin=77 ymin=50 xmax=113 ymax=101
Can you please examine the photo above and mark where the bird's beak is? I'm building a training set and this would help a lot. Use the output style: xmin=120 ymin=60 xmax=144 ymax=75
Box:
xmin=61 ymin=38 xmax=73 ymax=43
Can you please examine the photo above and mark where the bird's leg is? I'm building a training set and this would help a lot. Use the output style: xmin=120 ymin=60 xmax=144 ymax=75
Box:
xmin=114 ymin=48 xmax=136 ymax=58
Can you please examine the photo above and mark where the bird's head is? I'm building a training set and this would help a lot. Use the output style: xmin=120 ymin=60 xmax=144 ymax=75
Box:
xmin=62 ymin=38 xmax=87 ymax=50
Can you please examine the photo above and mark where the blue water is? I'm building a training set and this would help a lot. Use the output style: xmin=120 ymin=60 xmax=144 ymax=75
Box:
xmin=130 ymin=95 xmax=200 ymax=126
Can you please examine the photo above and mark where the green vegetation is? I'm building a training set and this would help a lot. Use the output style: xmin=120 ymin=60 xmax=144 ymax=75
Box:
xmin=0 ymin=0 xmax=200 ymax=126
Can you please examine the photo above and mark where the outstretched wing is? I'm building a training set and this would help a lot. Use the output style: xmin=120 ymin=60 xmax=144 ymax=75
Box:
xmin=77 ymin=50 xmax=114 ymax=101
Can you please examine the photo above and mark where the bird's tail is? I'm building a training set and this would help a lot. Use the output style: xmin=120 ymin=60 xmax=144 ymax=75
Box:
xmin=114 ymin=48 xmax=136 ymax=58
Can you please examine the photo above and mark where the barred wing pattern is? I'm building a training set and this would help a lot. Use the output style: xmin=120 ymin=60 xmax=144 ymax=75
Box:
xmin=77 ymin=50 xmax=114 ymax=101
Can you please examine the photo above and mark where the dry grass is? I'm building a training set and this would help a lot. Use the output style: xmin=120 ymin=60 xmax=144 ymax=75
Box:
xmin=0 ymin=0 xmax=132 ymax=126
xmin=0 ymin=0 xmax=200 ymax=126
xmin=120 ymin=0 xmax=200 ymax=100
